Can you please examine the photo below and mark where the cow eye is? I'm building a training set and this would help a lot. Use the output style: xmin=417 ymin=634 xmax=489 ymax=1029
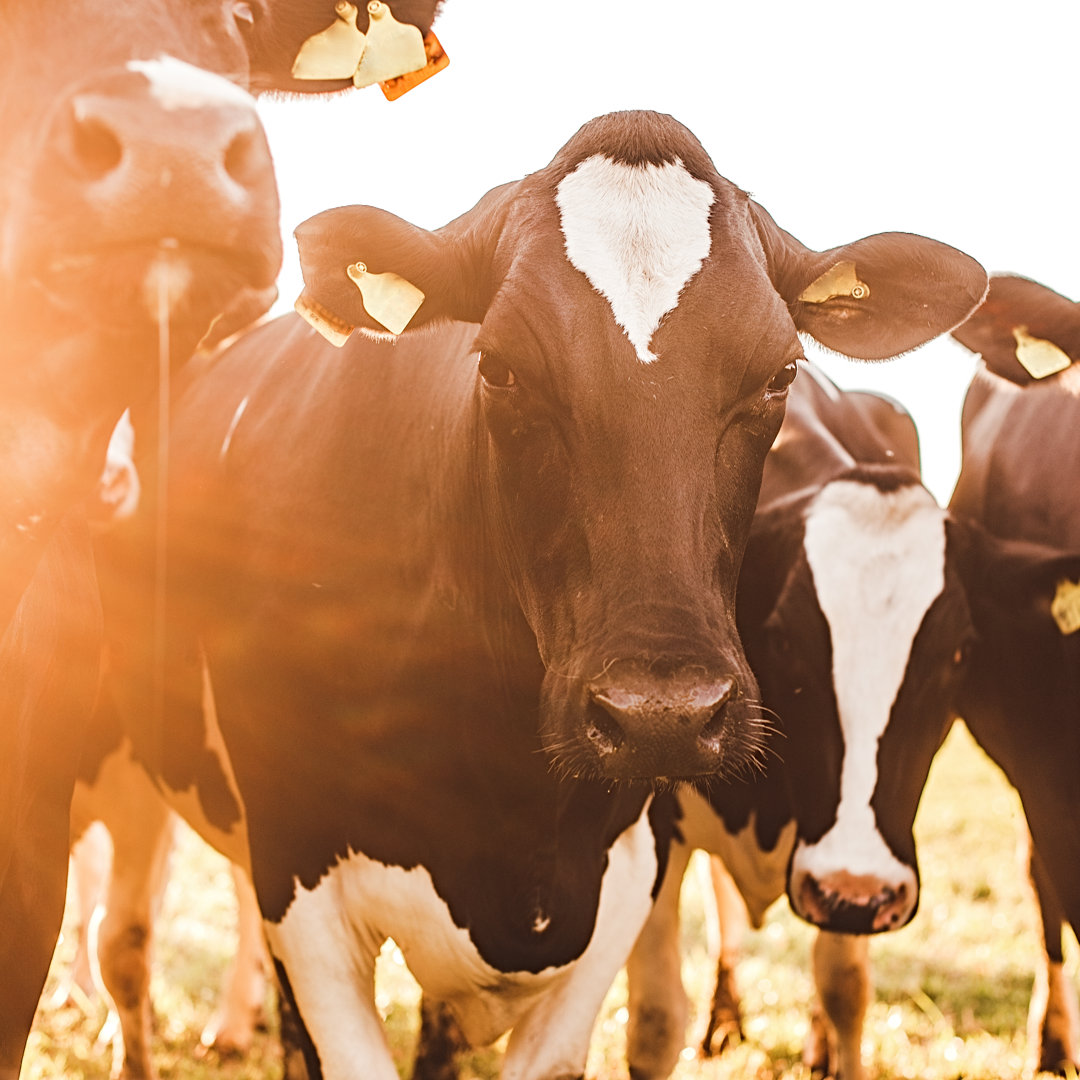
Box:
xmin=479 ymin=353 xmax=517 ymax=389
xmin=767 ymin=361 xmax=799 ymax=394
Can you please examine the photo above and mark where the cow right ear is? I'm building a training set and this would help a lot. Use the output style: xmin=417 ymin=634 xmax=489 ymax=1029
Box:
xmin=293 ymin=182 xmax=518 ymax=345
xmin=951 ymin=275 xmax=1080 ymax=385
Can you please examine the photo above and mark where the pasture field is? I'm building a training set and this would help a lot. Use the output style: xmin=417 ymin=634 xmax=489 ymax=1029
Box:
xmin=25 ymin=722 xmax=1072 ymax=1080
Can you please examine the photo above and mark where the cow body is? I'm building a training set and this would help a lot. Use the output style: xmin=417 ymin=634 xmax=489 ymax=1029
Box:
xmin=950 ymin=275 xmax=1080 ymax=1073
xmin=0 ymin=2 xmax=442 ymax=1074
xmin=96 ymin=111 xmax=985 ymax=1079
xmin=626 ymin=362 xmax=980 ymax=1080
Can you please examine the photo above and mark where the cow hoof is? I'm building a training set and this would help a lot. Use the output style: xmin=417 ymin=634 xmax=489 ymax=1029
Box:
xmin=1038 ymin=1040 xmax=1079 ymax=1076
xmin=702 ymin=1015 xmax=742 ymax=1057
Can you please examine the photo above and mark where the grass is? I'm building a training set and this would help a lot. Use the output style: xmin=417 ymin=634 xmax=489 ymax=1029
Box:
xmin=24 ymin=722 xmax=1073 ymax=1079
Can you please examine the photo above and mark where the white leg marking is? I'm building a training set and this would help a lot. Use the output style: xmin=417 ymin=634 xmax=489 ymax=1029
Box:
xmin=796 ymin=480 xmax=946 ymax=893
xmin=556 ymin=154 xmax=714 ymax=364
xmin=266 ymin=800 xmax=657 ymax=1080
xmin=810 ymin=931 xmax=869 ymax=1080
xmin=501 ymin=799 xmax=658 ymax=1079
xmin=127 ymin=57 xmax=255 ymax=112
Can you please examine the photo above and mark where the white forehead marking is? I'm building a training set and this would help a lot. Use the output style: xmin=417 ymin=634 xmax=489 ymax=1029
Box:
xmin=797 ymin=479 xmax=946 ymax=884
xmin=128 ymin=57 xmax=254 ymax=112
xmin=555 ymin=154 xmax=714 ymax=364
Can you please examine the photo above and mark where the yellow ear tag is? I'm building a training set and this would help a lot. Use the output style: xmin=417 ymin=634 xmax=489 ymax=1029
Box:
xmin=292 ymin=1 xmax=367 ymax=80
xmin=798 ymin=261 xmax=871 ymax=304
xmin=295 ymin=290 xmax=354 ymax=347
xmin=353 ymin=1 xmax=427 ymax=88
xmin=1012 ymin=326 xmax=1072 ymax=380
xmin=346 ymin=262 xmax=424 ymax=334
xmin=1051 ymin=579 xmax=1080 ymax=636
xmin=380 ymin=29 xmax=449 ymax=100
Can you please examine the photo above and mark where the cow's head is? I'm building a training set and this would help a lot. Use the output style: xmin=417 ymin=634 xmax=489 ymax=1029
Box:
xmin=295 ymin=110 xmax=986 ymax=783
xmin=740 ymin=466 xmax=976 ymax=932
xmin=0 ymin=0 xmax=443 ymax=627
xmin=952 ymin=274 xmax=1080 ymax=386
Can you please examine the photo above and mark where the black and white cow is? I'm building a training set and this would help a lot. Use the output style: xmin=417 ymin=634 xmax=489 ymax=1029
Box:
xmin=624 ymin=362 xmax=978 ymax=1080
xmin=0 ymin=3 xmax=443 ymax=1076
xmin=950 ymin=275 xmax=1080 ymax=1075
xmin=95 ymin=110 xmax=986 ymax=1079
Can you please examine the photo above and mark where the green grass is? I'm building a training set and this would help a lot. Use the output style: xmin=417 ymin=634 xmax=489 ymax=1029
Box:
xmin=25 ymin=722 xmax=1072 ymax=1079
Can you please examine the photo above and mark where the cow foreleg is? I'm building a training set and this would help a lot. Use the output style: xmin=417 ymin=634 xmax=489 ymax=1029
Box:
xmin=199 ymin=865 xmax=270 ymax=1055
xmin=1028 ymin=842 xmax=1079 ymax=1074
xmin=624 ymin=840 xmax=693 ymax=1079
xmin=264 ymin=910 xmax=397 ymax=1080
xmin=700 ymin=854 xmax=748 ymax=1057
xmin=804 ymin=931 xmax=868 ymax=1080
xmin=96 ymin=794 xmax=177 ymax=1080
xmin=412 ymin=997 xmax=467 ymax=1080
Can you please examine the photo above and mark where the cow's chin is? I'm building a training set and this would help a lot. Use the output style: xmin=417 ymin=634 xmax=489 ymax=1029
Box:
xmin=538 ymin=673 xmax=770 ymax=787
xmin=28 ymin=240 xmax=278 ymax=349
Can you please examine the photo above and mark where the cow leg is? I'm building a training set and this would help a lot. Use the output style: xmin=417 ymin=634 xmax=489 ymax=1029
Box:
xmin=624 ymin=839 xmax=693 ymax=1079
xmin=700 ymin=855 xmax=748 ymax=1057
xmin=1027 ymin=841 xmax=1079 ymax=1075
xmin=0 ymin=799 xmax=72 ymax=1080
xmin=96 ymin=791 xmax=176 ymax=1080
xmin=412 ymin=997 xmax=467 ymax=1080
xmin=804 ymin=931 xmax=868 ymax=1080
xmin=53 ymin=821 xmax=112 ymax=1007
xmin=265 ymin=914 xmax=398 ymax=1080
xmin=200 ymin=865 xmax=270 ymax=1055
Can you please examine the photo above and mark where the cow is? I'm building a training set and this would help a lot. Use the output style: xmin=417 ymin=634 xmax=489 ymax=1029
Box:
xmin=0 ymin=3 xmax=444 ymax=1076
xmin=92 ymin=109 xmax=986 ymax=1079
xmin=949 ymin=274 xmax=1080 ymax=1075
xmin=621 ymin=361 xmax=981 ymax=1080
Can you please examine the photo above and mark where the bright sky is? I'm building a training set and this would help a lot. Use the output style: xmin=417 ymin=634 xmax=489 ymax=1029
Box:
xmin=258 ymin=0 xmax=1080 ymax=504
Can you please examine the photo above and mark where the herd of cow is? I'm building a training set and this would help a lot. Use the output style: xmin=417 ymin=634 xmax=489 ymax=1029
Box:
xmin=3 ymin=3 xmax=1080 ymax=1080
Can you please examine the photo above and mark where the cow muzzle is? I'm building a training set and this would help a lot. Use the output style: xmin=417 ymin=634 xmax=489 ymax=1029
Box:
xmin=788 ymin=845 xmax=919 ymax=934
xmin=543 ymin=660 xmax=765 ymax=782
xmin=11 ymin=62 xmax=281 ymax=336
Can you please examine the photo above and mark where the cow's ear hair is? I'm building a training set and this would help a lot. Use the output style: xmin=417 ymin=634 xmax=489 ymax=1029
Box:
xmin=751 ymin=203 xmax=988 ymax=361
xmin=950 ymin=275 xmax=1080 ymax=386
xmin=294 ymin=181 xmax=518 ymax=338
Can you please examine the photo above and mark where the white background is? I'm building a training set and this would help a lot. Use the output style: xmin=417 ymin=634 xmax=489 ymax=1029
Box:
xmin=258 ymin=0 xmax=1080 ymax=503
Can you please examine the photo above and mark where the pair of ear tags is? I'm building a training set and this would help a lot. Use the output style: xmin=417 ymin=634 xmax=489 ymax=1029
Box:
xmin=292 ymin=1 xmax=448 ymax=97
xmin=295 ymin=262 xmax=425 ymax=346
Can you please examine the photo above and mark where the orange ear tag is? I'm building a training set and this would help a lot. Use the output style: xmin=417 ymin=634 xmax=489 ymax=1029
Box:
xmin=1051 ymin=579 xmax=1080 ymax=636
xmin=346 ymin=262 xmax=425 ymax=334
xmin=292 ymin=1 xmax=368 ymax=80
xmin=798 ymin=261 xmax=870 ymax=304
xmin=295 ymin=291 xmax=354 ymax=347
xmin=380 ymin=30 xmax=449 ymax=100
xmin=353 ymin=1 xmax=427 ymax=88
xmin=1012 ymin=327 xmax=1072 ymax=380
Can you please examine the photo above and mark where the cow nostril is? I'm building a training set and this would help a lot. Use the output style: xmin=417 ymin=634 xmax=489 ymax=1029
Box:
xmin=697 ymin=678 xmax=736 ymax=751
xmin=71 ymin=112 xmax=123 ymax=179
xmin=584 ymin=698 xmax=626 ymax=757
xmin=223 ymin=126 xmax=263 ymax=189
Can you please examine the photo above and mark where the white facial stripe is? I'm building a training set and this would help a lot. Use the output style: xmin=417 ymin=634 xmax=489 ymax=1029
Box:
xmin=128 ymin=57 xmax=255 ymax=112
xmin=266 ymin=801 xmax=657 ymax=1075
xmin=555 ymin=155 xmax=714 ymax=364
xmin=799 ymin=479 xmax=946 ymax=882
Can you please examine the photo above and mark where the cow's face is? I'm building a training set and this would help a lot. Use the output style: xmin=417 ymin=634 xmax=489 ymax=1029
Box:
xmin=0 ymin=0 xmax=443 ymax=624
xmin=745 ymin=471 xmax=971 ymax=933
xmin=295 ymin=110 xmax=987 ymax=784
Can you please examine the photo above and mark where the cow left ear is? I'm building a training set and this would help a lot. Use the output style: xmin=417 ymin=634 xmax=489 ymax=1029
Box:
xmin=752 ymin=205 xmax=988 ymax=361
xmin=294 ymin=182 xmax=516 ymax=344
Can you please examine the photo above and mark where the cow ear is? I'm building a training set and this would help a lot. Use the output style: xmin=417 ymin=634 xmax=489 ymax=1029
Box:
xmin=752 ymin=205 xmax=988 ymax=361
xmin=950 ymin=275 xmax=1080 ymax=386
xmin=294 ymin=183 xmax=516 ymax=342
xmin=950 ymin=517 xmax=1080 ymax=634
